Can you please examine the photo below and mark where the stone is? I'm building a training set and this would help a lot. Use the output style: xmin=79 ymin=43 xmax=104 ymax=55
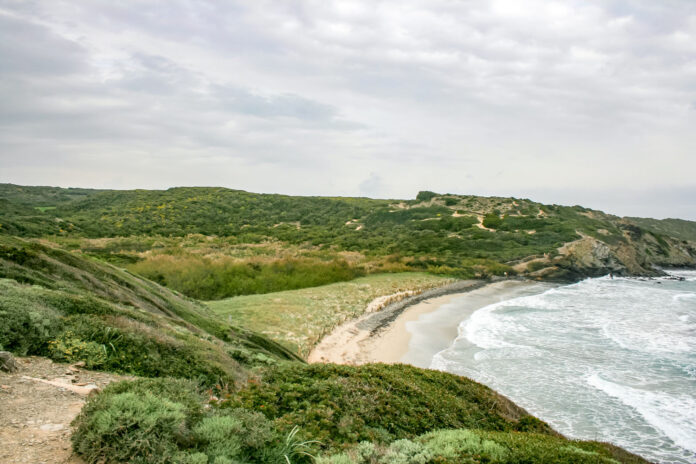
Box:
xmin=0 ymin=351 xmax=19 ymax=373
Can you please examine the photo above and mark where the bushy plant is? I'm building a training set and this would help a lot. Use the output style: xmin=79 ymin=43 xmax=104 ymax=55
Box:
xmin=381 ymin=439 xmax=432 ymax=464
xmin=72 ymin=391 xmax=188 ymax=464
xmin=419 ymin=429 xmax=507 ymax=461
xmin=224 ymin=363 xmax=553 ymax=452
xmin=48 ymin=331 xmax=107 ymax=368
xmin=72 ymin=378 xmax=317 ymax=464
xmin=315 ymin=428 xmax=648 ymax=464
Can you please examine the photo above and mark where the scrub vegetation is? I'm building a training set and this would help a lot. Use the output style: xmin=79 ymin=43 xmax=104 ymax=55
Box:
xmin=4 ymin=183 xmax=692 ymax=301
xmin=207 ymin=273 xmax=453 ymax=356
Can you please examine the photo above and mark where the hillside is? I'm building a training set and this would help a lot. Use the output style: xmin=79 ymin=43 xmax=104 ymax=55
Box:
xmin=2 ymin=185 xmax=695 ymax=300
xmin=627 ymin=217 xmax=696 ymax=242
xmin=0 ymin=235 xmax=300 ymax=385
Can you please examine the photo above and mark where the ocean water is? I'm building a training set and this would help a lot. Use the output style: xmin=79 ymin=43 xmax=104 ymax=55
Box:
xmin=431 ymin=270 xmax=696 ymax=464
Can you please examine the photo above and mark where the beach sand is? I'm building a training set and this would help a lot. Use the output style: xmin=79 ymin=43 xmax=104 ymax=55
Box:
xmin=308 ymin=280 xmax=551 ymax=367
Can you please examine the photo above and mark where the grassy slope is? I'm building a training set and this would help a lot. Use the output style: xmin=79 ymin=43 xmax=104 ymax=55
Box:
xmin=0 ymin=235 xmax=300 ymax=385
xmin=207 ymin=273 xmax=454 ymax=356
xmin=627 ymin=217 xmax=696 ymax=242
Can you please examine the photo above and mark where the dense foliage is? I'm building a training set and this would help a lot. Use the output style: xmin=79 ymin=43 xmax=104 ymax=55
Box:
xmin=317 ymin=429 xmax=650 ymax=464
xmin=224 ymin=363 xmax=554 ymax=451
xmin=71 ymin=366 xmax=650 ymax=464
xmin=72 ymin=378 xmax=312 ymax=464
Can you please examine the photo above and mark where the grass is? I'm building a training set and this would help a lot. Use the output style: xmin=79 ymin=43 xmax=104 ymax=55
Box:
xmin=0 ymin=236 xmax=301 ymax=384
xmin=206 ymin=273 xmax=454 ymax=357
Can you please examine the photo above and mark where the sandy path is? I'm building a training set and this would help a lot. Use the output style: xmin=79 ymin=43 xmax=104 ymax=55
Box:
xmin=0 ymin=357 xmax=128 ymax=464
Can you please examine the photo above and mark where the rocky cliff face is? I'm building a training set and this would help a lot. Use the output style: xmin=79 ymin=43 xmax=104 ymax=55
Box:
xmin=523 ymin=224 xmax=696 ymax=281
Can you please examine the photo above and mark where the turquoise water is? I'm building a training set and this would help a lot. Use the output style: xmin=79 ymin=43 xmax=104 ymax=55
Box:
xmin=431 ymin=270 xmax=696 ymax=464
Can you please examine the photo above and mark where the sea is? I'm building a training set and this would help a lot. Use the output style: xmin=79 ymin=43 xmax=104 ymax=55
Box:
xmin=430 ymin=270 xmax=696 ymax=464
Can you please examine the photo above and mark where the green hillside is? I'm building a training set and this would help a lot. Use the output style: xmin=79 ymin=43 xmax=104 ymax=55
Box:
xmin=3 ymin=184 xmax=694 ymax=302
xmin=0 ymin=235 xmax=300 ymax=385
xmin=627 ymin=216 xmax=696 ymax=242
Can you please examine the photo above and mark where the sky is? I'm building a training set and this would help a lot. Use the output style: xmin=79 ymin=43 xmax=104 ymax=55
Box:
xmin=1 ymin=1 xmax=695 ymax=220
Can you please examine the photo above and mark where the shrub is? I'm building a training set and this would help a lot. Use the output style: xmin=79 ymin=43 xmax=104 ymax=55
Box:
xmin=416 ymin=191 xmax=439 ymax=202
xmin=192 ymin=409 xmax=275 ymax=462
xmin=420 ymin=429 xmax=507 ymax=461
xmin=0 ymin=290 xmax=62 ymax=355
xmin=382 ymin=439 xmax=432 ymax=464
xmin=72 ymin=391 xmax=188 ymax=464
xmin=314 ymin=428 xmax=647 ymax=464
xmin=72 ymin=378 xmax=316 ymax=464
xmin=48 ymin=332 xmax=107 ymax=368
xmin=223 ymin=363 xmax=553 ymax=452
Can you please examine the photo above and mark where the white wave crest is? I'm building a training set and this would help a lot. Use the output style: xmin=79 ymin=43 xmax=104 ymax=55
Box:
xmin=587 ymin=374 xmax=696 ymax=455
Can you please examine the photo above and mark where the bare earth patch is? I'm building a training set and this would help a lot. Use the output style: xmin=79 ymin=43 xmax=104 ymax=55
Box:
xmin=0 ymin=357 xmax=128 ymax=464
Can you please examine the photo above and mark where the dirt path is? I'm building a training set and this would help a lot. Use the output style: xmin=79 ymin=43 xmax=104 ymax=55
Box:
xmin=0 ymin=357 xmax=127 ymax=464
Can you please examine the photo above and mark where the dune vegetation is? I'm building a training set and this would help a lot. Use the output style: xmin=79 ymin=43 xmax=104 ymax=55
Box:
xmin=207 ymin=272 xmax=453 ymax=356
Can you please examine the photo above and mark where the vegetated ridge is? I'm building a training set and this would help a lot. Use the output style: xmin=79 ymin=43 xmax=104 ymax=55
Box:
xmin=1 ymin=184 xmax=694 ymax=299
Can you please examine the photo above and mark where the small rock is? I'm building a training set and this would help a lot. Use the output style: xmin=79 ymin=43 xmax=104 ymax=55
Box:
xmin=1 ymin=384 xmax=11 ymax=390
xmin=0 ymin=351 xmax=19 ymax=373
xmin=39 ymin=423 xmax=64 ymax=432
xmin=71 ymin=361 xmax=86 ymax=368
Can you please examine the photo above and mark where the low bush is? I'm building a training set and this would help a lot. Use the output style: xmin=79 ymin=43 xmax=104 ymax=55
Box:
xmin=223 ymin=363 xmax=553 ymax=452
xmin=72 ymin=378 xmax=315 ymax=464
xmin=315 ymin=428 xmax=648 ymax=464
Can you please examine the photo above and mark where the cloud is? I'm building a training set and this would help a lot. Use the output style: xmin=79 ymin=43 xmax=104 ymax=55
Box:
xmin=0 ymin=0 xmax=694 ymax=219
xmin=359 ymin=172 xmax=384 ymax=197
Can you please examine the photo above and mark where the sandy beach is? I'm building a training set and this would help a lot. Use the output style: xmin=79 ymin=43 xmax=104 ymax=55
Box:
xmin=308 ymin=279 xmax=552 ymax=367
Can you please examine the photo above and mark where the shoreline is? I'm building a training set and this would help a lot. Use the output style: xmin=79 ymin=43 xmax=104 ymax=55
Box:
xmin=308 ymin=278 xmax=545 ymax=365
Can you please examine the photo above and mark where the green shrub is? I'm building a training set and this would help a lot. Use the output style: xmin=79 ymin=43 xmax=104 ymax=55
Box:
xmin=315 ymin=428 xmax=647 ymax=464
xmin=224 ymin=363 xmax=553 ymax=452
xmin=48 ymin=332 xmax=107 ymax=368
xmin=382 ymin=439 xmax=432 ymax=464
xmin=72 ymin=378 xmax=315 ymax=464
xmin=420 ymin=429 xmax=507 ymax=461
xmin=192 ymin=409 xmax=275 ymax=462
xmin=0 ymin=283 xmax=62 ymax=355
xmin=415 ymin=191 xmax=439 ymax=202
xmin=72 ymin=391 xmax=188 ymax=464
xmin=482 ymin=214 xmax=502 ymax=229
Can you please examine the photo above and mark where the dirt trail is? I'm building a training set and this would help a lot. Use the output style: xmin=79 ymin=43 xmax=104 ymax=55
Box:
xmin=0 ymin=357 xmax=127 ymax=464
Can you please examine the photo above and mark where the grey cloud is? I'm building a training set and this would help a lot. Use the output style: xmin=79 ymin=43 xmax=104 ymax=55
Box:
xmin=0 ymin=12 xmax=86 ymax=75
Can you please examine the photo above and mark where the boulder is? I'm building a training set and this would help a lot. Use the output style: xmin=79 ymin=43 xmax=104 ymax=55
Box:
xmin=0 ymin=351 xmax=19 ymax=373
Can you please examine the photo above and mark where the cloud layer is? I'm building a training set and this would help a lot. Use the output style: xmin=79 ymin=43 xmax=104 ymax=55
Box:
xmin=1 ymin=1 xmax=695 ymax=218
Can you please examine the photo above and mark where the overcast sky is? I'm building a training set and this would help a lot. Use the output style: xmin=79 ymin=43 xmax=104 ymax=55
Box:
xmin=1 ymin=1 xmax=695 ymax=219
